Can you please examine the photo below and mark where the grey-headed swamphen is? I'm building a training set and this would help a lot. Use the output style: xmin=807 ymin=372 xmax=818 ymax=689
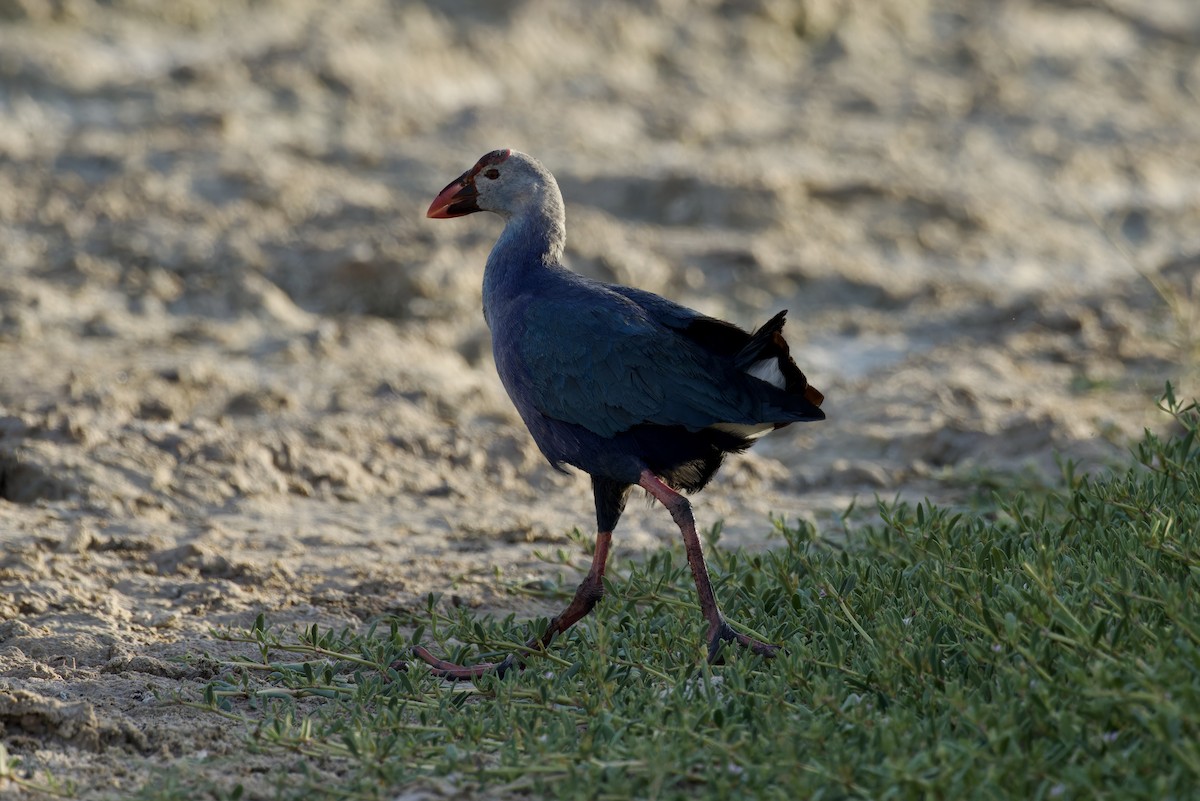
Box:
xmin=413 ymin=149 xmax=825 ymax=679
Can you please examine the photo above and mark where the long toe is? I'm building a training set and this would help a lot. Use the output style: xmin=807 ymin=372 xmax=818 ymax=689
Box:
xmin=400 ymin=646 xmax=522 ymax=681
xmin=707 ymin=620 xmax=781 ymax=663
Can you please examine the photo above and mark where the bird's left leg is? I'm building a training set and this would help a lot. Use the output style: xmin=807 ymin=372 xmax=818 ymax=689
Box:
xmin=637 ymin=469 xmax=780 ymax=662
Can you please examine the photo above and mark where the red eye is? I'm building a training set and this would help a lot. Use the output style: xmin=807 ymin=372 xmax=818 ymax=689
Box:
xmin=484 ymin=168 xmax=500 ymax=180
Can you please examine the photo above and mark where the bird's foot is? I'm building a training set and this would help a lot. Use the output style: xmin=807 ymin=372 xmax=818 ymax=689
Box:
xmin=392 ymin=646 xmax=522 ymax=681
xmin=390 ymin=568 xmax=606 ymax=682
xmin=707 ymin=620 xmax=781 ymax=663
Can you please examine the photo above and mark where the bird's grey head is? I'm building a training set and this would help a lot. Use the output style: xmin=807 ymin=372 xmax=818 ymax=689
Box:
xmin=427 ymin=149 xmax=559 ymax=221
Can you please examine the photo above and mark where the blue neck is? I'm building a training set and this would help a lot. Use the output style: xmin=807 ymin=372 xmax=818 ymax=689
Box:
xmin=482 ymin=202 xmax=566 ymax=323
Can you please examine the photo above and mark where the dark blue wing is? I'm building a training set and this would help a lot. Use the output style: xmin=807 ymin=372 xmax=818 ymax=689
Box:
xmin=606 ymin=284 xmax=706 ymax=331
xmin=517 ymin=287 xmax=796 ymax=439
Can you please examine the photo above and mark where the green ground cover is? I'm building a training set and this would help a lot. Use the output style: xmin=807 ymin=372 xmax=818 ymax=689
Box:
xmin=18 ymin=391 xmax=1195 ymax=800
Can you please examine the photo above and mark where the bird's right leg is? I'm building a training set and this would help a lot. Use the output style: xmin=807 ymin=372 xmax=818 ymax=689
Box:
xmin=407 ymin=530 xmax=613 ymax=679
xmin=403 ymin=479 xmax=630 ymax=681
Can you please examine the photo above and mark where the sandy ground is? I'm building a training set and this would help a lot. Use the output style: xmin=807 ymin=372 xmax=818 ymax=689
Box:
xmin=1 ymin=0 xmax=1198 ymax=796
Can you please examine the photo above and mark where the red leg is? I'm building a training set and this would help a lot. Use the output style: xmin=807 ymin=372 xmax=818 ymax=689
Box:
xmin=637 ymin=470 xmax=779 ymax=662
xmin=399 ymin=531 xmax=614 ymax=681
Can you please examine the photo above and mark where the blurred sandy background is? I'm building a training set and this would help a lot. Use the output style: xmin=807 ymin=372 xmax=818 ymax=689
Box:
xmin=0 ymin=0 xmax=1197 ymax=794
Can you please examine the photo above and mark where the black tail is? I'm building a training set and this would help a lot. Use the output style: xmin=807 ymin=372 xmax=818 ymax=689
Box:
xmin=737 ymin=311 xmax=825 ymax=413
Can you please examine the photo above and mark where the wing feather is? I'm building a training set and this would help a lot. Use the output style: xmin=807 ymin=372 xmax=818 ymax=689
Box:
xmin=518 ymin=291 xmax=804 ymax=438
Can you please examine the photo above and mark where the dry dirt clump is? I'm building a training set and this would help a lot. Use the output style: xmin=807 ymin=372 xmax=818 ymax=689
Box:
xmin=1 ymin=0 xmax=1198 ymax=795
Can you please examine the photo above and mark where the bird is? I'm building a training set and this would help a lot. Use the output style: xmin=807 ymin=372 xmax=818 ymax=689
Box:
xmin=411 ymin=149 xmax=825 ymax=680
